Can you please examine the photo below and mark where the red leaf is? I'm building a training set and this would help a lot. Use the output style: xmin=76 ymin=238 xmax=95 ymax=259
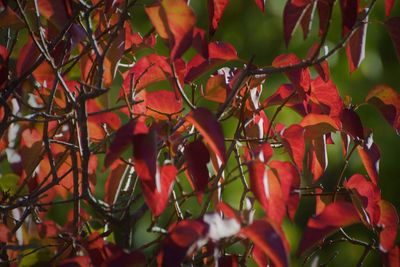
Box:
xmin=366 ymin=85 xmax=400 ymax=134
xmin=145 ymin=0 xmax=196 ymax=60
xmin=141 ymin=164 xmax=177 ymax=216
xmin=300 ymin=1 xmax=315 ymax=40
xmin=146 ymin=90 xmax=183 ymax=120
xmin=281 ymin=124 xmax=305 ymax=171
xmin=0 ymin=224 xmax=10 ymax=243
xmin=247 ymin=160 xmax=269 ymax=211
xmin=216 ymin=202 xmax=241 ymax=222
xmin=204 ymin=74 xmax=229 ymax=103
xmin=385 ymin=0 xmax=395 ymax=17
xmin=185 ymin=108 xmax=226 ymax=163
xmin=133 ymin=128 xmax=156 ymax=182
xmin=272 ymin=53 xmax=311 ymax=92
xmin=346 ymin=9 xmax=368 ymax=72
xmin=254 ymin=0 xmax=266 ymax=12
xmin=241 ymin=220 xmax=289 ymax=267
xmin=247 ymin=160 xmax=286 ymax=224
xmin=208 ymin=0 xmax=230 ymax=36
xmin=185 ymin=42 xmax=238 ymax=82
xmin=87 ymin=99 xmax=121 ymax=130
xmin=300 ymin=114 xmax=340 ymax=139
xmin=16 ymin=38 xmax=40 ymax=78
xmin=298 ymin=202 xmax=360 ymax=254
xmin=157 ymin=220 xmax=208 ymax=267
xmin=37 ymin=0 xmax=70 ymax=30
xmin=218 ymin=255 xmax=238 ymax=267
xmin=253 ymin=245 xmax=269 ymax=267
xmin=357 ymin=133 xmax=380 ymax=185
xmin=386 ymin=17 xmax=400 ymax=59
xmin=185 ymin=139 xmax=210 ymax=195
xmin=283 ymin=0 xmax=313 ymax=46
xmin=344 ymin=174 xmax=381 ymax=226
xmin=104 ymin=120 xmax=138 ymax=169
xmin=339 ymin=0 xmax=359 ymax=36
xmin=209 ymin=41 xmax=238 ymax=60
xmin=378 ymin=200 xmax=399 ymax=252
xmin=308 ymin=136 xmax=328 ymax=181
xmin=341 ymin=107 xmax=364 ymax=141
xmin=0 ymin=45 xmax=8 ymax=89
xmin=192 ymin=28 xmax=208 ymax=58
xmin=309 ymin=77 xmax=343 ymax=119
xmin=316 ymin=0 xmax=334 ymax=36
xmin=247 ymin=143 xmax=274 ymax=163
xmin=269 ymin=160 xmax=301 ymax=220
xmin=263 ymin=84 xmax=306 ymax=116
xmin=122 ymin=54 xmax=171 ymax=94
xmin=383 ymin=246 xmax=400 ymax=267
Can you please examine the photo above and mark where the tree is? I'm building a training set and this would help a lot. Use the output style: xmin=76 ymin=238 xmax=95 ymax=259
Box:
xmin=0 ymin=0 xmax=399 ymax=266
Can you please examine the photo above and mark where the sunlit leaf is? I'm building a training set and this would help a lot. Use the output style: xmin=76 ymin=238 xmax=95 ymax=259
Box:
xmin=378 ymin=200 xmax=399 ymax=252
xmin=204 ymin=74 xmax=229 ymax=103
xmin=344 ymin=174 xmax=381 ymax=226
xmin=146 ymin=90 xmax=183 ymax=120
xmin=357 ymin=133 xmax=380 ymax=185
xmin=145 ymin=0 xmax=196 ymax=60
xmin=300 ymin=114 xmax=339 ymax=139
xmin=281 ymin=124 xmax=305 ymax=171
xmin=141 ymin=164 xmax=177 ymax=217
xmin=272 ymin=53 xmax=311 ymax=92
xmin=208 ymin=0 xmax=230 ymax=36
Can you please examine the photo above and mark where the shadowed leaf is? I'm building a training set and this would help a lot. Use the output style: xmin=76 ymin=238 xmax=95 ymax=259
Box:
xmin=366 ymin=85 xmax=400 ymax=134
xmin=298 ymin=202 xmax=360 ymax=254
xmin=241 ymin=219 xmax=288 ymax=267
xmin=185 ymin=108 xmax=226 ymax=163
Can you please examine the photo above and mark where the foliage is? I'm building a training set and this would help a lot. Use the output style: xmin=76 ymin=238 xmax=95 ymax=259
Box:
xmin=0 ymin=0 xmax=400 ymax=266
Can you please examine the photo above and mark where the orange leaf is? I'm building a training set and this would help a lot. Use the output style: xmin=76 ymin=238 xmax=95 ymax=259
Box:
xmin=145 ymin=0 xmax=196 ymax=60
